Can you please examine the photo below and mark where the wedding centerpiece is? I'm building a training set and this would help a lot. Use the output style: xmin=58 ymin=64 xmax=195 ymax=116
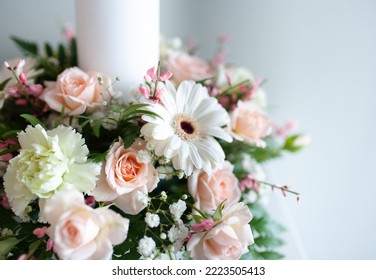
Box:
xmin=0 ymin=1 xmax=308 ymax=260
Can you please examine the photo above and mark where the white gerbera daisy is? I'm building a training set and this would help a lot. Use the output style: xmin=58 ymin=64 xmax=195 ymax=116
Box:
xmin=141 ymin=80 xmax=232 ymax=176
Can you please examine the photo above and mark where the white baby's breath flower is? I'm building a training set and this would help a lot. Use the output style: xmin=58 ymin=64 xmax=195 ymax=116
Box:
xmin=136 ymin=191 xmax=149 ymax=207
xmin=136 ymin=149 xmax=152 ymax=164
xmin=145 ymin=212 xmax=160 ymax=228
xmin=141 ymin=80 xmax=232 ymax=176
xmin=4 ymin=125 xmax=101 ymax=217
xmin=169 ymin=199 xmax=187 ymax=221
xmin=160 ymin=191 xmax=167 ymax=201
xmin=138 ymin=236 xmax=156 ymax=257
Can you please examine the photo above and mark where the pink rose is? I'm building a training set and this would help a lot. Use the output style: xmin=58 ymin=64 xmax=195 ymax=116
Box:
xmin=42 ymin=67 xmax=112 ymax=115
xmin=91 ymin=138 xmax=159 ymax=214
xmin=230 ymin=100 xmax=271 ymax=147
xmin=188 ymin=161 xmax=241 ymax=214
xmin=187 ymin=202 xmax=254 ymax=260
xmin=165 ymin=51 xmax=213 ymax=84
xmin=43 ymin=190 xmax=129 ymax=260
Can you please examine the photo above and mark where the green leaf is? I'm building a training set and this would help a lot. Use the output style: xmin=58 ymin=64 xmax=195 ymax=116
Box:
xmin=10 ymin=35 xmax=39 ymax=57
xmin=254 ymin=235 xmax=284 ymax=249
xmin=123 ymin=123 xmax=140 ymax=148
xmin=1 ymin=129 xmax=20 ymax=139
xmin=258 ymin=251 xmax=284 ymax=260
xmin=44 ymin=43 xmax=54 ymax=57
xmin=69 ymin=38 xmax=77 ymax=66
xmin=0 ymin=144 xmax=20 ymax=157
xmin=20 ymin=114 xmax=46 ymax=129
xmin=0 ymin=78 xmax=12 ymax=90
xmin=58 ymin=44 xmax=66 ymax=68
xmin=0 ymin=237 xmax=22 ymax=259
xmin=212 ymin=200 xmax=226 ymax=222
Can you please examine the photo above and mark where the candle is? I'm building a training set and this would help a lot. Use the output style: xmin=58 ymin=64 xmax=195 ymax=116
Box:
xmin=75 ymin=0 xmax=160 ymax=93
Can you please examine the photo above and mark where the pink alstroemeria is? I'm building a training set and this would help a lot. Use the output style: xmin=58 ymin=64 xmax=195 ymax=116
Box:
xmin=33 ymin=226 xmax=48 ymax=238
xmin=191 ymin=219 xmax=214 ymax=232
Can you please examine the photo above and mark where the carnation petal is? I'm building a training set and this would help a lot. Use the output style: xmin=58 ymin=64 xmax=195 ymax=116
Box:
xmin=63 ymin=162 xmax=101 ymax=194
xmin=18 ymin=125 xmax=49 ymax=150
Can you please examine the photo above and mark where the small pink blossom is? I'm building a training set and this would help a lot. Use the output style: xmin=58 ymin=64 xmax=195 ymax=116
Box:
xmin=139 ymin=85 xmax=151 ymax=99
xmin=191 ymin=219 xmax=214 ymax=232
xmin=85 ymin=196 xmax=96 ymax=207
xmin=46 ymin=239 xmax=54 ymax=252
xmin=246 ymin=78 xmax=261 ymax=100
xmin=218 ymin=33 xmax=232 ymax=43
xmin=33 ymin=226 xmax=48 ymax=238
xmin=63 ymin=23 xmax=75 ymax=41
xmin=19 ymin=70 xmax=27 ymax=85
xmin=159 ymin=71 xmax=173 ymax=82
xmin=144 ymin=67 xmax=157 ymax=82
xmin=0 ymin=193 xmax=11 ymax=209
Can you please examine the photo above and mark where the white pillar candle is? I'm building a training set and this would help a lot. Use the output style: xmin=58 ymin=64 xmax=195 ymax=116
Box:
xmin=75 ymin=0 xmax=160 ymax=93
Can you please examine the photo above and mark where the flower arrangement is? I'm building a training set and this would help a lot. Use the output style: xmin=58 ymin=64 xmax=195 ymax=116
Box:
xmin=0 ymin=32 xmax=308 ymax=260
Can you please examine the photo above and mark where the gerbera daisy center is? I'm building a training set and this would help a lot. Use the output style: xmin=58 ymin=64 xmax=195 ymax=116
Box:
xmin=173 ymin=114 xmax=200 ymax=141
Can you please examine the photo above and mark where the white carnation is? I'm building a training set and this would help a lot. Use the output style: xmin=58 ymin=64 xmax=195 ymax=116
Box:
xmin=4 ymin=125 xmax=101 ymax=217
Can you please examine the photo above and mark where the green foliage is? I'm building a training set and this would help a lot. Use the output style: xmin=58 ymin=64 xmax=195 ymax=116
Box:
xmin=10 ymin=35 xmax=77 ymax=82
xmin=20 ymin=114 xmax=46 ymax=129
xmin=10 ymin=36 xmax=39 ymax=57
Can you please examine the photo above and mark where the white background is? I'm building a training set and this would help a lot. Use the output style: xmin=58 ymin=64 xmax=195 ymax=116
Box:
xmin=1 ymin=0 xmax=375 ymax=259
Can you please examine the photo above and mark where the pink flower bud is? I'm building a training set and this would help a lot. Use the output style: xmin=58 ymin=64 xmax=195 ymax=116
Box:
xmin=33 ymin=226 xmax=48 ymax=238
xmin=19 ymin=70 xmax=27 ymax=85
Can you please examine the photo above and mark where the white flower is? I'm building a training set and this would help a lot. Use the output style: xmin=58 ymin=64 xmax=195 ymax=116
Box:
xmin=136 ymin=191 xmax=149 ymax=207
xmin=167 ymin=222 xmax=189 ymax=251
xmin=156 ymin=165 xmax=174 ymax=180
xmin=43 ymin=190 xmax=129 ymax=260
xmin=138 ymin=236 xmax=156 ymax=257
xmin=3 ymin=125 xmax=101 ymax=217
xmin=145 ymin=212 xmax=160 ymax=228
xmin=136 ymin=149 xmax=152 ymax=164
xmin=169 ymin=199 xmax=187 ymax=221
xmin=141 ymin=80 xmax=232 ymax=176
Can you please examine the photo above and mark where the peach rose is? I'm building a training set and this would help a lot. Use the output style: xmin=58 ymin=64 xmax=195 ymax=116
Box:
xmin=42 ymin=67 xmax=112 ymax=115
xmin=165 ymin=51 xmax=213 ymax=84
xmin=230 ymin=100 xmax=271 ymax=147
xmin=188 ymin=161 xmax=241 ymax=214
xmin=187 ymin=202 xmax=254 ymax=260
xmin=43 ymin=190 xmax=129 ymax=260
xmin=91 ymin=138 xmax=159 ymax=214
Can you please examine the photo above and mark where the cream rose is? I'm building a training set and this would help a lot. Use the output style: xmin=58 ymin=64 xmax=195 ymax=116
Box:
xmin=91 ymin=138 xmax=159 ymax=214
xmin=188 ymin=161 xmax=241 ymax=214
xmin=43 ymin=190 xmax=129 ymax=260
xmin=230 ymin=100 xmax=271 ymax=147
xmin=165 ymin=51 xmax=213 ymax=84
xmin=187 ymin=202 xmax=254 ymax=260
xmin=42 ymin=67 xmax=112 ymax=115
